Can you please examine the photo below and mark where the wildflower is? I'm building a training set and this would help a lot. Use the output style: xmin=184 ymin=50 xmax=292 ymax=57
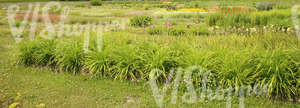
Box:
xmin=186 ymin=24 xmax=191 ymax=28
xmin=167 ymin=23 xmax=173 ymax=29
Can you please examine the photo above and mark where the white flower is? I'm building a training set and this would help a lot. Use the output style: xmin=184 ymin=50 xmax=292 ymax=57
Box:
xmin=250 ymin=28 xmax=257 ymax=33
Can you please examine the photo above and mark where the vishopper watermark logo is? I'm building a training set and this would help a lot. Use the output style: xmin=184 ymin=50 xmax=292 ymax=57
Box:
xmin=6 ymin=2 xmax=129 ymax=52
xmin=148 ymin=66 xmax=269 ymax=108
xmin=292 ymin=5 xmax=300 ymax=40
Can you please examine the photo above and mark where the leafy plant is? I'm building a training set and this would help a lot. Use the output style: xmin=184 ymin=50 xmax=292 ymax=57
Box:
xmin=130 ymin=15 xmax=153 ymax=27
xmin=85 ymin=50 xmax=114 ymax=78
xmin=18 ymin=39 xmax=57 ymax=66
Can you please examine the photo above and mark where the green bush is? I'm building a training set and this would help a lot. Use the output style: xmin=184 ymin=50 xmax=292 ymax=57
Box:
xmin=130 ymin=15 xmax=153 ymax=27
xmin=90 ymin=0 xmax=102 ymax=6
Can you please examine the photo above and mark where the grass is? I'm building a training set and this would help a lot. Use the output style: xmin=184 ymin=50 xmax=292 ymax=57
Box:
xmin=0 ymin=0 xmax=300 ymax=107
xmin=0 ymin=34 xmax=299 ymax=107
xmin=207 ymin=9 xmax=292 ymax=27
xmin=16 ymin=32 xmax=300 ymax=100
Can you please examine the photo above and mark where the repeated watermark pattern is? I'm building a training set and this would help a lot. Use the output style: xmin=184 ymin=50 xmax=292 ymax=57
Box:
xmin=4 ymin=2 xmax=300 ymax=108
xmin=149 ymin=66 xmax=269 ymax=108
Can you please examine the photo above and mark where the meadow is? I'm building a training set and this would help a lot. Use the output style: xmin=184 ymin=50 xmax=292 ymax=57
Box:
xmin=0 ymin=0 xmax=300 ymax=107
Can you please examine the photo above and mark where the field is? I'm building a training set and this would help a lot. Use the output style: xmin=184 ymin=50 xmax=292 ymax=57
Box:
xmin=0 ymin=0 xmax=300 ymax=108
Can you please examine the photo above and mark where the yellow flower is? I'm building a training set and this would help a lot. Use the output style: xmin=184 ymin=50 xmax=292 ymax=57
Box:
xmin=9 ymin=102 xmax=20 ymax=108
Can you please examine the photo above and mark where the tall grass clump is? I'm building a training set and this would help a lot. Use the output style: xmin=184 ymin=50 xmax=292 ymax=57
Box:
xmin=130 ymin=15 xmax=153 ymax=27
xmin=18 ymin=39 xmax=57 ymax=66
xmin=55 ymin=40 xmax=84 ymax=74
xmin=182 ymin=48 xmax=300 ymax=100
xmin=253 ymin=50 xmax=300 ymax=100
xmin=85 ymin=50 xmax=115 ymax=78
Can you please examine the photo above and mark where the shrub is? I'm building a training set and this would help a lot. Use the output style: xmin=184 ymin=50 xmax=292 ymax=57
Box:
xmin=90 ymin=0 xmax=102 ymax=6
xmin=130 ymin=15 xmax=153 ymax=27
xmin=147 ymin=27 xmax=163 ymax=35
